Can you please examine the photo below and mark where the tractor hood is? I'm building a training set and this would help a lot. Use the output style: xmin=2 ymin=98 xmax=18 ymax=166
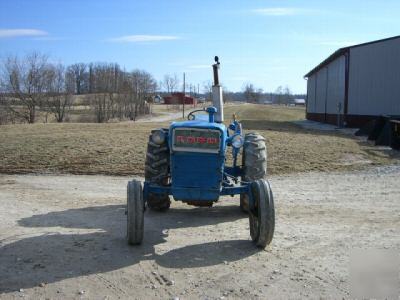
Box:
xmin=168 ymin=120 xmax=227 ymax=202
xmin=169 ymin=120 xmax=227 ymax=153
xmin=170 ymin=120 xmax=226 ymax=131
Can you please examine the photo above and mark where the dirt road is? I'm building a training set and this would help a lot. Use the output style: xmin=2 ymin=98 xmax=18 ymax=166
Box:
xmin=0 ymin=166 xmax=399 ymax=299
xmin=136 ymin=111 xmax=182 ymax=123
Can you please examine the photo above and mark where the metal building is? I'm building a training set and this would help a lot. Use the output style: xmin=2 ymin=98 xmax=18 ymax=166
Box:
xmin=163 ymin=93 xmax=197 ymax=105
xmin=304 ymin=35 xmax=400 ymax=127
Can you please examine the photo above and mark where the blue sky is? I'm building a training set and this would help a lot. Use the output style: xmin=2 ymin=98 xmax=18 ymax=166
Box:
xmin=1 ymin=0 xmax=399 ymax=93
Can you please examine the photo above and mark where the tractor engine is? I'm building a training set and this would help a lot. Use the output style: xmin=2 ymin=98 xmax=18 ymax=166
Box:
xmin=169 ymin=121 xmax=226 ymax=205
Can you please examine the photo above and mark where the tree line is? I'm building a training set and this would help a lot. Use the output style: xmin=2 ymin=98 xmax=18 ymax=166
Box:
xmin=0 ymin=52 xmax=158 ymax=124
xmin=241 ymin=83 xmax=300 ymax=104
xmin=0 ymin=52 xmax=305 ymax=125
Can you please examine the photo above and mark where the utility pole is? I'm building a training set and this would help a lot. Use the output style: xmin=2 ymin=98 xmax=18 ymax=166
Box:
xmin=134 ymin=80 xmax=138 ymax=122
xmin=182 ymin=72 xmax=185 ymax=119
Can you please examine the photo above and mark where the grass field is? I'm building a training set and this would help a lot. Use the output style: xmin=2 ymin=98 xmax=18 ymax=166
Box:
xmin=0 ymin=104 xmax=399 ymax=176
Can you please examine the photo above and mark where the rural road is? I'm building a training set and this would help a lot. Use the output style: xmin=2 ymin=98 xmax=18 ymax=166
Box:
xmin=137 ymin=111 xmax=182 ymax=123
xmin=0 ymin=165 xmax=399 ymax=299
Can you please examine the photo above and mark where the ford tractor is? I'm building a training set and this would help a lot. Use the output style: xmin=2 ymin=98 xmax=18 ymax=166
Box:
xmin=127 ymin=57 xmax=275 ymax=248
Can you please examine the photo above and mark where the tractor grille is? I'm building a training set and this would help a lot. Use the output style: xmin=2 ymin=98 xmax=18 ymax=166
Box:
xmin=170 ymin=127 xmax=224 ymax=201
xmin=171 ymin=152 xmax=223 ymax=189
xmin=172 ymin=128 xmax=221 ymax=153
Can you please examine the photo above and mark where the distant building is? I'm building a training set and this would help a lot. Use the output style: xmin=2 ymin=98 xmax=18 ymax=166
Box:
xmin=163 ymin=93 xmax=197 ymax=105
xmin=304 ymin=35 xmax=400 ymax=127
xmin=154 ymin=95 xmax=163 ymax=103
xmin=294 ymin=98 xmax=305 ymax=106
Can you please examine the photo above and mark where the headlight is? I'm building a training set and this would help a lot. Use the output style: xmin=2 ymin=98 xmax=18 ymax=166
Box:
xmin=231 ymin=134 xmax=244 ymax=148
xmin=151 ymin=130 xmax=166 ymax=145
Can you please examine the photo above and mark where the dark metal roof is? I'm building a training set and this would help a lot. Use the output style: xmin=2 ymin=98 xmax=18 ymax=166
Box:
xmin=304 ymin=35 xmax=400 ymax=78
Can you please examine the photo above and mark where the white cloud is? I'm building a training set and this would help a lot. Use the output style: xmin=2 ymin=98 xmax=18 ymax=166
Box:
xmin=0 ymin=29 xmax=48 ymax=38
xmin=107 ymin=35 xmax=180 ymax=43
xmin=251 ymin=7 xmax=321 ymax=16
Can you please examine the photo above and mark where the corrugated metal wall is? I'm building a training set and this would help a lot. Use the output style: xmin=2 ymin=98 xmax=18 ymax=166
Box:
xmin=306 ymin=74 xmax=316 ymax=113
xmin=306 ymin=55 xmax=346 ymax=116
xmin=348 ymin=38 xmax=400 ymax=115
xmin=315 ymin=67 xmax=328 ymax=114
xmin=326 ymin=56 xmax=346 ymax=114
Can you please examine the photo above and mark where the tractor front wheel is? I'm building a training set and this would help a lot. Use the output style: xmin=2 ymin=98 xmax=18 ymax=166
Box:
xmin=249 ymin=179 xmax=275 ymax=248
xmin=127 ymin=180 xmax=144 ymax=245
xmin=145 ymin=130 xmax=171 ymax=211
xmin=240 ymin=133 xmax=267 ymax=212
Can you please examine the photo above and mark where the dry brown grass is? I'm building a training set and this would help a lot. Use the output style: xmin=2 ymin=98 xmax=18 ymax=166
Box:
xmin=0 ymin=122 xmax=159 ymax=175
xmin=225 ymin=104 xmax=399 ymax=174
xmin=0 ymin=104 xmax=399 ymax=176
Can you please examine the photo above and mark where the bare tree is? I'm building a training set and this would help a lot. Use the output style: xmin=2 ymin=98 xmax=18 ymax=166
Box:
xmin=65 ymin=67 xmax=76 ymax=94
xmin=163 ymin=74 xmax=173 ymax=93
xmin=172 ymin=73 xmax=179 ymax=92
xmin=0 ymin=52 xmax=171 ymax=124
xmin=90 ymin=63 xmax=116 ymax=122
xmin=222 ymin=85 xmax=231 ymax=103
xmin=243 ymin=83 xmax=263 ymax=103
xmin=0 ymin=52 xmax=52 ymax=123
xmin=130 ymin=69 xmax=156 ymax=121
xmin=68 ymin=63 xmax=86 ymax=94
xmin=283 ymin=86 xmax=293 ymax=104
xmin=163 ymin=73 xmax=179 ymax=93
xmin=46 ymin=64 xmax=73 ymax=122
xmin=87 ymin=64 xmax=156 ymax=123
xmin=243 ymin=83 xmax=254 ymax=102
xmin=203 ymin=80 xmax=212 ymax=102
xmin=0 ymin=93 xmax=14 ymax=124
xmin=92 ymin=93 xmax=108 ymax=123
xmin=275 ymin=85 xmax=293 ymax=105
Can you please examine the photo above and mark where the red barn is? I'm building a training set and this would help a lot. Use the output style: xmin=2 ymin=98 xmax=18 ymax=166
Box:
xmin=163 ymin=93 xmax=197 ymax=105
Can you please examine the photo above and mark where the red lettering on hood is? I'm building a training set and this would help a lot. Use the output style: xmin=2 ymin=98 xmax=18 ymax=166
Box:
xmin=176 ymin=135 xmax=218 ymax=145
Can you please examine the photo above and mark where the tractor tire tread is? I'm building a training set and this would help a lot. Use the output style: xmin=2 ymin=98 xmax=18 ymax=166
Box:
xmin=145 ymin=131 xmax=171 ymax=211
xmin=240 ymin=132 xmax=267 ymax=213
xmin=151 ymin=158 xmax=168 ymax=168
xmin=249 ymin=179 xmax=275 ymax=248
xmin=148 ymin=141 xmax=161 ymax=148
xmin=127 ymin=180 xmax=144 ymax=245
xmin=242 ymin=132 xmax=267 ymax=181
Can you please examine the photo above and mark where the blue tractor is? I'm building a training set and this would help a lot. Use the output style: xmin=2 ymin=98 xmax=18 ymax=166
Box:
xmin=127 ymin=57 xmax=275 ymax=248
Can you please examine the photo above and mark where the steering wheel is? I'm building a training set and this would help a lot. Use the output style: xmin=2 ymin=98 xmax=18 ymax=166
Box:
xmin=187 ymin=109 xmax=206 ymax=120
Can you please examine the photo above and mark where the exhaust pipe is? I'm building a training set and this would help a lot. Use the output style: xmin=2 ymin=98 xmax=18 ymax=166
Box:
xmin=212 ymin=56 xmax=224 ymax=123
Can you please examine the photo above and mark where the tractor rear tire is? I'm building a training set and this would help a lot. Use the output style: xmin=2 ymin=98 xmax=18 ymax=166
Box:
xmin=249 ymin=179 xmax=275 ymax=248
xmin=127 ymin=180 xmax=144 ymax=245
xmin=145 ymin=130 xmax=171 ymax=211
xmin=240 ymin=133 xmax=267 ymax=212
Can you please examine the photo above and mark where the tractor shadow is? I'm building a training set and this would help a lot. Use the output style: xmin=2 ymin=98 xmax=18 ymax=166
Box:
xmin=0 ymin=203 xmax=256 ymax=292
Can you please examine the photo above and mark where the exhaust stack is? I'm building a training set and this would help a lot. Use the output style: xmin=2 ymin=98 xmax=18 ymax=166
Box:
xmin=212 ymin=56 xmax=224 ymax=123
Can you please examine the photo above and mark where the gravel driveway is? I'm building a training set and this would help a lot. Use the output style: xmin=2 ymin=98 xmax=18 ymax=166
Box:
xmin=0 ymin=165 xmax=399 ymax=299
